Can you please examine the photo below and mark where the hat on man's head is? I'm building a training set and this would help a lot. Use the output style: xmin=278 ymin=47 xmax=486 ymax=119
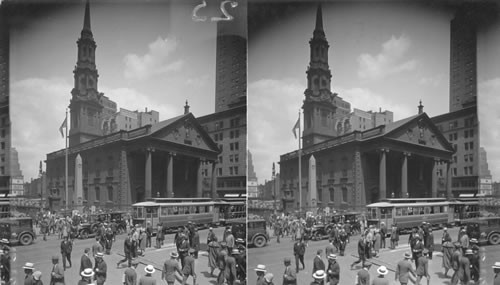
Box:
xmin=170 ymin=252 xmax=179 ymax=258
xmin=23 ymin=262 xmax=35 ymax=270
xmin=465 ymin=249 xmax=473 ymax=255
xmin=363 ymin=262 xmax=372 ymax=269
xmin=492 ymin=262 xmax=500 ymax=269
xmin=377 ymin=266 xmax=389 ymax=275
xmin=454 ymin=242 xmax=462 ymax=248
xmin=188 ymin=248 xmax=196 ymax=254
xmin=264 ymin=273 xmax=274 ymax=282
xmin=33 ymin=271 xmax=42 ymax=280
xmin=231 ymin=248 xmax=240 ymax=255
xmin=404 ymin=252 xmax=411 ymax=259
xmin=313 ymin=270 xmax=326 ymax=279
xmin=284 ymin=257 xmax=291 ymax=264
xmin=0 ymin=239 xmax=9 ymax=244
xmin=145 ymin=265 xmax=155 ymax=274
xmin=422 ymin=249 xmax=429 ymax=255
xmin=81 ymin=268 xmax=94 ymax=277
xmin=328 ymin=254 xmax=337 ymax=260
xmin=52 ymin=255 xmax=59 ymax=261
xmin=470 ymin=238 xmax=478 ymax=243
xmin=254 ymin=264 xmax=266 ymax=272
xmin=96 ymin=252 xmax=104 ymax=258
xmin=131 ymin=259 xmax=139 ymax=265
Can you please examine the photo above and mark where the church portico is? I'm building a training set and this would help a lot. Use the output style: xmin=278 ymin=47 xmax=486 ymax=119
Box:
xmin=280 ymin=112 xmax=455 ymax=213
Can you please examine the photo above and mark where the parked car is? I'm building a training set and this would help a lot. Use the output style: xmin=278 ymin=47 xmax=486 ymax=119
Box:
xmin=310 ymin=224 xmax=330 ymax=241
xmin=0 ymin=217 xmax=37 ymax=245
xmin=463 ymin=217 xmax=500 ymax=245
xmin=247 ymin=219 xmax=269 ymax=248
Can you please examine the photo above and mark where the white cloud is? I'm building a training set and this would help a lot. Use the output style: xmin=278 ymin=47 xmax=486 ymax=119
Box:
xmin=419 ymin=74 xmax=446 ymax=86
xmin=478 ymin=77 xmax=500 ymax=181
xmin=337 ymin=86 xmax=414 ymax=121
xmin=357 ymin=35 xmax=417 ymax=80
xmin=10 ymin=77 xmax=182 ymax=181
xmin=248 ymin=78 xmax=305 ymax=182
xmin=124 ymin=37 xmax=183 ymax=80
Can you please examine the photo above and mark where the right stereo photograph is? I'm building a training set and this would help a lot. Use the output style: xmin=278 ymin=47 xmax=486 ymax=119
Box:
xmin=247 ymin=1 xmax=500 ymax=285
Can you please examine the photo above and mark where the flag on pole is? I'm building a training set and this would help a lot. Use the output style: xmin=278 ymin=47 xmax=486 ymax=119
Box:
xmin=292 ymin=118 xmax=300 ymax=139
xmin=59 ymin=117 xmax=67 ymax=138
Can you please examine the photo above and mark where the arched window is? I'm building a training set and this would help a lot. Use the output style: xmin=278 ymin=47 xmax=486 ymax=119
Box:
xmin=344 ymin=120 xmax=351 ymax=133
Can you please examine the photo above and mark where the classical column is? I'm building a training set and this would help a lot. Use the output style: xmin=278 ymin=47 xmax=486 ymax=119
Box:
xmin=446 ymin=161 xmax=452 ymax=199
xmin=197 ymin=159 xmax=203 ymax=197
xmin=166 ymin=153 xmax=174 ymax=198
xmin=432 ymin=159 xmax=438 ymax=198
xmin=379 ymin=149 xmax=388 ymax=200
xmin=401 ymin=152 xmax=410 ymax=198
xmin=145 ymin=148 xmax=154 ymax=200
xmin=211 ymin=162 xmax=217 ymax=198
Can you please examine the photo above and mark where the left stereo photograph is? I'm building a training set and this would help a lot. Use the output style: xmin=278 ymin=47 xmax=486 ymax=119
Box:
xmin=0 ymin=0 xmax=247 ymax=284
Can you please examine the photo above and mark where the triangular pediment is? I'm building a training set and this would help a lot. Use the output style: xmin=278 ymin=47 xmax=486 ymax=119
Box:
xmin=150 ymin=114 xmax=219 ymax=153
xmin=384 ymin=113 xmax=454 ymax=152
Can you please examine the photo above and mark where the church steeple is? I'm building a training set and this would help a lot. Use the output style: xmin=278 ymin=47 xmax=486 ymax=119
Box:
xmin=302 ymin=4 xmax=338 ymax=148
xmin=314 ymin=4 xmax=325 ymax=39
xmin=69 ymin=0 xmax=104 ymax=147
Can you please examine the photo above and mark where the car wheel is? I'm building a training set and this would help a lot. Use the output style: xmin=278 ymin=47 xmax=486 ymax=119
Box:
xmin=19 ymin=234 xmax=33 ymax=246
xmin=488 ymin=232 xmax=500 ymax=245
xmin=81 ymin=230 xmax=89 ymax=239
xmin=253 ymin=235 xmax=267 ymax=248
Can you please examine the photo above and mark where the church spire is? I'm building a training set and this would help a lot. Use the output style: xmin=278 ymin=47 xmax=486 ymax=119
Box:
xmin=81 ymin=0 xmax=93 ymax=39
xmin=313 ymin=4 xmax=325 ymax=39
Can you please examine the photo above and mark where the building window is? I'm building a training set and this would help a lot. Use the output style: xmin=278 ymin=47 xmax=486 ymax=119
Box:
xmin=317 ymin=188 xmax=322 ymax=201
xmin=95 ymin=187 xmax=100 ymax=201
xmin=464 ymin=155 xmax=468 ymax=162
xmin=464 ymin=167 xmax=468 ymax=175
xmin=454 ymin=133 xmax=457 ymax=140
xmin=469 ymin=142 xmax=474 ymax=150
xmin=235 ymin=130 xmax=240 ymax=138
xmin=449 ymin=134 xmax=453 ymax=141
xmin=107 ymin=186 xmax=113 ymax=201
xmin=217 ymin=168 xmax=222 ymax=176
xmin=218 ymin=144 xmax=223 ymax=152
xmin=469 ymin=154 xmax=473 ymax=162
xmin=234 ymin=154 xmax=239 ymax=162
xmin=234 ymin=166 xmax=238 ymax=175
xmin=84 ymin=187 xmax=88 ymax=201
xmin=0 ymin=129 xmax=4 ymax=138
xmin=1 ymin=142 xmax=4 ymax=150
xmin=469 ymin=166 xmax=473 ymax=174
xmin=342 ymin=187 xmax=348 ymax=203
xmin=465 ymin=143 xmax=468 ymax=150
xmin=453 ymin=156 xmax=457 ymax=163
xmin=229 ymin=167 xmax=233 ymax=175
xmin=0 ymin=167 xmax=3 ymax=175
xmin=229 ymin=155 xmax=233 ymax=163
xmin=453 ymin=168 xmax=457 ymax=176
xmin=218 ymin=156 xmax=223 ymax=163
xmin=329 ymin=188 xmax=334 ymax=202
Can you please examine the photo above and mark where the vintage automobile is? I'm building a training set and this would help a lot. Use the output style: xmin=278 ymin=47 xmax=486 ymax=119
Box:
xmin=78 ymin=211 xmax=128 ymax=239
xmin=247 ymin=219 xmax=269 ymax=248
xmin=310 ymin=224 xmax=330 ymax=241
xmin=0 ymin=217 xmax=37 ymax=245
xmin=463 ymin=217 xmax=500 ymax=245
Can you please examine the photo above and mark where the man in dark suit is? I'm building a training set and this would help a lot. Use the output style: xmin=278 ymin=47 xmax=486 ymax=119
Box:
xmin=123 ymin=259 xmax=139 ymax=285
xmin=326 ymin=254 xmax=340 ymax=285
xmin=50 ymin=255 xmax=65 ymax=285
xmin=395 ymin=252 xmax=416 ymax=285
xmin=94 ymin=252 xmax=107 ymax=285
xmin=293 ymin=238 xmax=306 ymax=273
xmin=79 ymin=248 xmax=93 ymax=274
xmin=117 ymin=234 xmax=134 ymax=268
xmin=416 ymin=249 xmax=430 ymax=285
xmin=182 ymin=249 xmax=197 ymax=285
xmin=350 ymin=235 xmax=367 ymax=269
xmin=312 ymin=249 xmax=325 ymax=279
xmin=283 ymin=257 xmax=297 ymax=285
xmin=224 ymin=249 xmax=238 ymax=285
xmin=60 ymin=236 xmax=73 ymax=270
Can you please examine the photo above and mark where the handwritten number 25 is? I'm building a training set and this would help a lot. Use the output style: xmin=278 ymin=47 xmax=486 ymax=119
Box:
xmin=192 ymin=0 xmax=238 ymax=22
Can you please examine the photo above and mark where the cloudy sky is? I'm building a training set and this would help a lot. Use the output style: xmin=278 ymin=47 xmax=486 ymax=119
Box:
xmin=248 ymin=1 xmax=500 ymax=183
xmin=9 ymin=0 xmax=235 ymax=180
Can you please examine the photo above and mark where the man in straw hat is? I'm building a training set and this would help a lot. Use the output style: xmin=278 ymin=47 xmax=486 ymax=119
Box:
xmin=32 ymin=271 xmax=43 ymax=285
xmin=224 ymin=248 xmax=238 ymax=285
xmin=264 ymin=272 xmax=274 ymax=285
xmin=123 ymin=258 xmax=139 ymax=285
xmin=310 ymin=270 xmax=326 ymax=285
xmin=254 ymin=264 xmax=267 ymax=285
xmin=493 ymin=261 xmax=500 ymax=285
xmin=94 ymin=252 xmax=107 ymax=285
xmin=139 ymin=265 xmax=156 ymax=285
xmin=395 ymin=252 xmax=416 ymax=285
xmin=182 ymin=248 xmax=197 ymax=285
xmin=416 ymin=249 xmax=430 ymax=285
xmin=355 ymin=261 xmax=371 ymax=285
xmin=50 ymin=255 xmax=65 ymax=285
xmin=282 ymin=257 xmax=296 ymax=285
xmin=23 ymin=262 xmax=35 ymax=285
xmin=78 ymin=268 xmax=95 ymax=285
xmin=162 ymin=252 xmax=183 ymax=285
xmin=372 ymin=266 xmax=390 ymax=285
xmin=326 ymin=254 xmax=340 ymax=285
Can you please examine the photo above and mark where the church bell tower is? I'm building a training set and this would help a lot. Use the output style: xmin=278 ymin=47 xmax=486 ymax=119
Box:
xmin=68 ymin=0 xmax=104 ymax=147
xmin=302 ymin=4 xmax=338 ymax=148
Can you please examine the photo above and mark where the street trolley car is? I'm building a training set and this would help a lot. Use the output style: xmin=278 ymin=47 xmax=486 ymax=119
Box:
xmin=132 ymin=200 xmax=219 ymax=232
xmin=449 ymin=197 xmax=480 ymax=226
xmin=366 ymin=198 xmax=452 ymax=233
xmin=215 ymin=198 xmax=246 ymax=225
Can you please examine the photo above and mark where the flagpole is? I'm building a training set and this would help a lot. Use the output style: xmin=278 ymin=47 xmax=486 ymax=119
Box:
xmin=298 ymin=109 xmax=302 ymax=216
xmin=65 ymin=108 xmax=68 ymax=210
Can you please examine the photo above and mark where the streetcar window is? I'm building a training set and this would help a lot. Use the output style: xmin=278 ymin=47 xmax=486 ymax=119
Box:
xmin=396 ymin=208 xmax=402 ymax=216
xmin=198 ymin=206 xmax=205 ymax=213
xmin=160 ymin=207 xmax=169 ymax=217
xmin=209 ymin=205 xmax=213 ymax=212
xmin=172 ymin=206 xmax=178 ymax=215
xmin=407 ymin=207 xmax=413 ymax=216
xmin=424 ymin=207 xmax=430 ymax=214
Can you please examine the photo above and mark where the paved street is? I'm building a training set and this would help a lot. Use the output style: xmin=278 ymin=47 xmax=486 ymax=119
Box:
xmin=248 ymin=226 xmax=500 ymax=285
xmin=13 ymin=226 xmax=227 ymax=285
